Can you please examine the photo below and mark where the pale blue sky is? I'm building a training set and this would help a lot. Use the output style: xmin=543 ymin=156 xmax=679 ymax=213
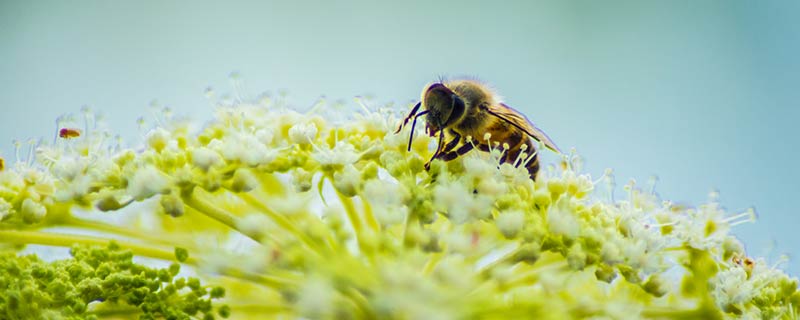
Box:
xmin=1 ymin=0 xmax=799 ymax=274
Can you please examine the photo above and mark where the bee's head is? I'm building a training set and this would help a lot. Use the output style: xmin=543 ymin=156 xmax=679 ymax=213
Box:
xmin=422 ymin=83 xmax=465 ymax=134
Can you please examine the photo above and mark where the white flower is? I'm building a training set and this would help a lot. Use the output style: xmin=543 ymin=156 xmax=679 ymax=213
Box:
xmin=127 ymin=166 xmax=170 ymax=201
xmin=462 ymin=157 xmax=496 ymax=179
xmin=191 ymin=147 xmax=223 ymax=171
xmin=433 ymin=181 xmax=472 ymax=224
xmin=0 ymin=198 xmax=13 ymax=220
xmin=332 ymin=164 xmax=362 ymax=197
xmin=467 ymin=194 xmax=494 ymax=220
xmin=498 ymin=162 xmax=530 ymax=184
xmin=547 ymin=197 xmax=580 ymax=239
xmin=495 ymin=210 xmax=525 ymax=238
xmin=288 ymin=122 xmax=318 ymax=145
xmin=364 ymin=179 xmax=409 ymax=226
xmin=712 ymin=267 xmax=754 ymax=307
xmin=21 ymin=198 xmax=46 ymax=223
xmin=476 ymin=177 xmax=506 ymax=197
xmin=52 ymin=156 xmax=85 ymax=181
xmin=312 ymin=141 xmax=359 ymax=170
xmin=54 ymin=174 xmax=93 ymax=201
xmin=255 ymin=128 xmax=275 ymax=146
xmin=674 ymin=203 xmax=755 ymax=250
xmin=296 ymin=277 xmax=336 ymax=318
xmin=269 ymin=193 xmax=311 ymax=216
xmin=236 ymin=214 xmax=272 ymax=239
xmin=159 ymin=193 xmax=185 ymax=217
xmin=600 ymin=239 xmax=623 ymax=265
xmin=230 ymin=168 xmax=258 ymax=193
xmin=216 ymin=132 xmax=278 ymax=167
xmin=146 ymin=127 xmax=171 ymax=151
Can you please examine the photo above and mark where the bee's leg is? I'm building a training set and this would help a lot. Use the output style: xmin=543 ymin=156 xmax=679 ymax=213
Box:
xmin=433 ymin=131 xmax=463 ymax=161
xmin=436 ymin=143 xmax=474 ymax=161
xmin=395 ymin=102 xmax=422 ymax=133
xmin=425 ymin=131 xmax=463 ymax=170
xmin=425 ymin=132 xmax=462 ymax=170
xmin=424 ymin=129 xmax=447 ymax=170
xmin=441 ymin=130 xmax=461 ymax=154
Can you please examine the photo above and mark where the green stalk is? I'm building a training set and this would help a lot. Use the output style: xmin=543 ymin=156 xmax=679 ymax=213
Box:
xmin=337 ymin=191 xmax=373 ymax=258
xmin=0 ymin=230 xmax=195 ymax=264
xmin=359 ymin=194 xmax=380 ymax=232
xmin=475 ymin=244 xmax=520 ymax=275
xmin=342 ymin=287 xmax=376 ymax=320
xmin=422 ymin=252 xmax=444 ymax=275
xmin=183 ymin=190 xmax=263 ymax=243
xmin=63 ymin=216 xmax=192 ymax=248
xmin=237 ymin=192 xmax=330 ymax=255
xmin=402 ymin=213 xmax=418 ymax=248
xmin=217 ymin=266 xmax=299 ymax=288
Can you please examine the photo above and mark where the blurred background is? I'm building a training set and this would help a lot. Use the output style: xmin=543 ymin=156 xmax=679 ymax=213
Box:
xmin=1 ymin=1 xmax=798 ymax=274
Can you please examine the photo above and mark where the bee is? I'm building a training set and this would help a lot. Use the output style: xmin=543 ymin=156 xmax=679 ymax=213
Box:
xmin=0 ymin=156 xmax=4 ymax=172
xmin=396 ymin=79 xmax=561 ymax=180
xmin=58 ymin=128 xmax=81 ymax=139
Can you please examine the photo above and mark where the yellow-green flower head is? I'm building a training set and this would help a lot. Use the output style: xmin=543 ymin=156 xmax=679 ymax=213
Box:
xmin=0 ymin=90 xmax=796 ymax=319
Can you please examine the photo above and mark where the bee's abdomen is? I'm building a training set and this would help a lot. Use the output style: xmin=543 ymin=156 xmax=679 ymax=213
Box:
xmin=498 ymin=134 xmax=540 ymax=180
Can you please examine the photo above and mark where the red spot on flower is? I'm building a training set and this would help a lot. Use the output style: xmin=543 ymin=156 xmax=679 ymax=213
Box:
xmin=59 ymin=128 xmax=81 ymax=139
xmin=471 ymin=231 xmax=480 ymax=247
xmin=271 ymin=248 xmax=282 ymax=262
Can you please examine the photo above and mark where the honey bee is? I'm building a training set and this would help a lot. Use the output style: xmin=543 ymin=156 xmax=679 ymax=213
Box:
xmin=396 ymin=79 xmax=561 ymax=180
xmin=58 ymin=128 xmax=81 ymax=139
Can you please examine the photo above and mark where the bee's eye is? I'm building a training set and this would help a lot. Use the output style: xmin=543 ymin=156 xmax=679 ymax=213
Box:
xmin=449 ymin=95 xmax=465 ymax=122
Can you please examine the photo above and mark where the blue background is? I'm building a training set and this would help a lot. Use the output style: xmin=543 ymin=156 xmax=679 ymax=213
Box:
xmin=2 ymin=1 xmax=799 ymax=274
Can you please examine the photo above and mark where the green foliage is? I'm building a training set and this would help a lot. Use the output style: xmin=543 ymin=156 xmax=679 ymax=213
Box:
xmin=0 ymin=242 xmax=227 ymax=319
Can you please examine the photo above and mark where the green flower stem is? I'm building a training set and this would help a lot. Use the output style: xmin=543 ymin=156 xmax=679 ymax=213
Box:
xmin=216 ymin=265 xmax=299 ymax=288
xmin=475 ymin=244 xmax=520 ymax=275
xmin=88 ymin=305 xmax=141 ymax=317
xmin=236 ymin=192 xmax=330 ymax=255
xmin=402 ymin=213 xmax=418 ymax=248
xmin=62 ymin=216 xmax=193 ymax=248
xmin=422 ymin=252 xmax=444 ymax=275
xmin=343 ymin=287 xmax=376 ymax=320
xmin=183 ymin=189 xmax=263 ymax=243
xmin=336 ymin=191 xmax=373 ymax=258
xmin=469 ymin=257 xmax=569 ymax=297
xmin=422 ymin=223 xmax=452 ymax=274
xmin=0 ymin=229 xmax=195 ymax=263
xmin=641 ymin=306 xmax=721 ymax=320
xmin=224 ymin=303 xmax=291 ymax=315
xmin=504 ymin=262 xmax=570 ymax=289
xmin=0 ymin=229 xmax=298 ymax=291
xmin=358 ymin=194 xmax=380 ymax=232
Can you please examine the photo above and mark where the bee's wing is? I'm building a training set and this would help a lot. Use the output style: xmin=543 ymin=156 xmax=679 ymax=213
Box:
xmin=487 ymin=103 xmax=562 ymax=153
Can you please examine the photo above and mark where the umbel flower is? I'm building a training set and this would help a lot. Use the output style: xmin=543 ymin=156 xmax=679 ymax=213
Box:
xmin=0 ymin=91 xmax=797 ymax=319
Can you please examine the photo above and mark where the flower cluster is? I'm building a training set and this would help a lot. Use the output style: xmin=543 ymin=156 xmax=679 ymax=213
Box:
xmin=0 ymin=92 xmax=797 ymax=319
xmin=0 ymin=242 xmax=226 ymax=319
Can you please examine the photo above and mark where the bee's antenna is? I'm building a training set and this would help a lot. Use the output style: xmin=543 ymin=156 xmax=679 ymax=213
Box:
xmin=395 ymin=102 xmax=421 ymax=134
